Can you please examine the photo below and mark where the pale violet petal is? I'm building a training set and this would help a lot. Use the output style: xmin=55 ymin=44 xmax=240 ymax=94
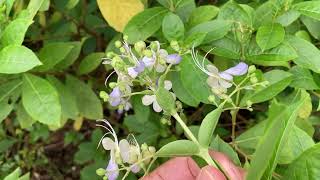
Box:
xmin=159 ymin=49 xmax=168 ymax=59
xmin=219 ymin=72 xmax=233 ymax=81
xmin=166 ymin=54 xmax=182 ymax=64
xmin=127 ymin=67 xmax=138 ymax=78
xmin=153 ymin=101 xmax=162 ymax=112
xmin=142 ymin=56 xmax=155 ymax=67
xmin=102 ymin=137 xmax=115 ymax=150
xmin=164 ymin=80 xmax=173 ymax=90
xmin=206 ymin=64 xmax=219 ymax=74
xmin=219 ymin=79 xmax=232 ymax=88
xmin=142 ymin=95 xmax=155 ymax=106
xmin=131 ymin=164 xmax=141 ymax=173
xmin=224 ymin=62 xmax=248 ymax=76
xmin=119 ymin=139 xmax=131 ymax=163
xmin=206 ymin=77 xmax=219 ymax=88
xmin=106 ymin=159 xmax=119 ymax=180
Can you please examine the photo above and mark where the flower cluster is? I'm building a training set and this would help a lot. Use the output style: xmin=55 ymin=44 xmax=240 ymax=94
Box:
xmin=96 ymin=120 xmax=156 ymax=180
xmin=100 ymin=37 xmax=182 ymax=113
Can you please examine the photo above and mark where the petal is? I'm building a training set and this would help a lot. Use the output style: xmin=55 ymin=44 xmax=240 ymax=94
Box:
xmin=166 ymin=54 xmax=182 ymax=64
xmin=159 ymin=49 xmax=168 ymax=59
xmin=155 ymin=64 xmax=166 ymax=72
xmin=164 ymin=80 xmax=173 ymax=90
xmin=119 ymin=139 xmax=131 ymax=163
xmin=153 ymin=101 xmax=162 ymax=112
xmin=131 ymin=164 xmax=141 ymax=173
xmin=142 ymin=56 xmax=155 ymax=67
xmin=110 ymin=87 xmax=121 ymax=98
xmin=124 ymin=102 xmax=132 ymax=111
xmin=219 ymin=79 xmax=232 ymax=89
xmin=224 ymin=62 xmax=248 ymax=76
xmin=219 ymin=72 xmax=233 ymax=81
xmin=207 ymin=77 xmax=219 ymax=88
xmin=134 ymin=61 xmax=145 ymax=73
xmin=106 ymin=159 xmax=119 ymax=180
xmin=127 ymin=67 xmax=138 ymax=78
xmin=142 ymin=95 xmax=155 ymax=106
xmin=110 ymin=97 xmax=121 ymax=107
xmin=206 ymin=64 xmax=219 ymax=74
xmin=102 ymin=137 xmax=115 ymax=150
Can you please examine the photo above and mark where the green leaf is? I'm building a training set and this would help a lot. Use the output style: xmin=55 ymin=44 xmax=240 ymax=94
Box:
xmin=301 ymin=15 xmax=320 ymax=40
xmin=187 ymin=5 xmax=219 ymax=27
xmin=0 ymin=79 xmax=22 ymax=103
xmin=174 ymin=0 xmax=196 ymax=22
xmin=77 ymin=52 xmax=105 ymax=75
xmin=4 ymin=168 xmax=21 ymax=180
xmin=256 ymin=23 xmax=285 ymax=50
xmin=198 ymin=107 xmax=222 ymax=147
xmin=162 ymin=12 xmax=184 ymax=41
xmin=66 ymin=75 xmax=103 ymax=120
xmin=22 ymin=74 xmax=61 ymax=126
xmin=0 ymin=18 xmax=33 ymax=48
xmin=66 ymin=0 xmax=79 ymax=9
xmin=54 ymin=41 xmax=82 ymax=70
xmin=36 ymin=42 xmax=74 ymax=71
xmin=180 ymin=55 xmax=211 ymax=103
xmin=156 ymin=86 xmax=176 ymax=114
xmin=253 ymin=1 xmax=281 ymax=28
xmin=283 ymin=143 xmax=320 ymax=179
xmin=169 ymin=71 xmax=199 ymax=107
xmin=295 ymin=30 xmax=312 ymax=42
xmin=0 ymin=138 xmax=17 ymax=153
xmin=289 ymin=66 xmax=320 ymax=90
xmin=246 ymin=39 xmax=298 ymax=62
xmin=47 ymin=76 xmax=79 ymax=120
xmin=293 ymin=1 xmax=320 ymax=21
xmin=187 ymin=20 xmax=232 ymax=45
xmin=218 ymin=0 xmax=252 ymax=26
xmin=287 ymin=36 xmax=320 ymax=73
xmin=0 ymin=102 xmax=13 ymax=123
xmin=210 ymin=136 xmax=241 ymax=165
xmin=241 ymin=70 xmax=293 ymax=105
xmin=123 ymin=7 xmax=169 ymax=43
xmin=246 ymin=90 xmax=308 ymax=180
xmin=156 ymin=140 xmax=199 ymax=157
xmin=203 ymin=36 xmax=241 ymax=59
xmin=276 ymin=10 xmax=300 ymax=26
xmin=16 ymin=103 xmax=36 ymax=129
xmin=0 ymin=45 xmax=41 ymax=74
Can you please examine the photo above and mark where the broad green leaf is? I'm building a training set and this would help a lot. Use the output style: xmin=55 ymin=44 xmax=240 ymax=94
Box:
xmin=276 ymin=10 xmax=300 ymax=26
xmin=293 ymin=1 xmax=320 ymax=21
xmin=47 ymin=76 xmax=79 ymax=120
xmin=180 ymin=55 xmax=211 ymax=103
xmin=0 ymin=79 xmax=22 ymax=103
xmin=256 ymin=23 xmax=285 ymax=50
xmin=187 ymin=20 xmax=232 ymax=45
xmin=296 ymin=117 xmax=315 ymax=137
xmin=246 ymin=39 xmax=298 ymax=62
xmin=39 ymin=0 xmax=50 ymax=11
xmin=287 ymin=36 xmax=320 ymax=73
xmin=198 ymin=107 xmax=222 ymax=147
xmin=169 ymin=72 xmax=199 ymax=107
xmin=295 ymin=30 xmax=312 ymax=41
xmin=283 ymin=143 xmax=320 ymax=179
xmin=210 ymin=136 xmax=241 ymax=165
xmin=203 ymin=36 xmax=241 ymax=59
xmin=241 ymin=70 xmax=293 ymax=105
xmin=156 ymin=86 xmax=176 ymax=114
xmin=156 ymin=140 xmax=199 ymax=157
xmin=0 ymin=45 xmax=41 ymax=74
xmin=247 ymin=91 xmax=308 ymax=180
xmin=4 ymin=168 xmax=21 ymax=180
xmin=162 ymin=12 xmax=184 ymax=41
xmin=77 ymin=52 xmax=105 ymax=75
xmin=0 ymin=18 xmax=32 ymax=48
xmin=97 ymin=0 xmax=144 ymax=32
xmin=187 ymin=5 xmax=219 ymax=27
xmin=66 ymin=0 xmax=79 ymax=9
xmin=54 ymin=41 xmax=82 ymax=70
xmin=301 ymin=15 xmax=320 ymax=40
xmin=25 ymin=0 xmax=46 ymax=19
xmin=0 ymin=138 xmax=17 ymax=153
xmin=298 ymin=92 xmax=312 ymax=119
xmin=289 ymin=66 xmax=320 ymax=90
xmin=16 ymin=103 xmax=36 ymax=129
xmin=123 ymin=7 xmax=168 ymax=43
xmin=66 ymin=75 xmax=103 ymax=120
xmin=174 ymin=0 xmax=196 ymax=22
xmin=254 ymin=1 xmax=281 ymax=28
xmin=36 ymin=42 xmax=74 ymax=71
xmin=218 ymin=1 xmax=252 ymax=26
xmin=0 ymin=101 xmax=13 ymax=123
xmin=22 ymin=74 xmax=61 ymax=126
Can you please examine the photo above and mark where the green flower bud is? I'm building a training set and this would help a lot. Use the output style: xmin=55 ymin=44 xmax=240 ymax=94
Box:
xmin=106 ymin=52 xmax=115 ymax=59
xmin=119 ymin=47 xmax=126 ymax=53
xmin=148 ymin=146 xmax=156 ymax=154
xmin=250 ymin=77 xmax=258 ymax=84
xmin=160 ymin=118 xmax=168 ymax=125
xmin=123 ymin=35 xmax=129 ymax=41
xmin=248 ymin=65 xmax=256 ymax=74
xmin=109 ymin=82 xmax=117 ymax=89
xmin=208 ymin=95 xmax=216 ymax=103
xmin=99 ymin=91 xmax=109 ymax=102
xmin=134 ymin=41 xmax=146 ymax=52
xmin=103 ymin=176 xmax=108 ymax=180
xmin=143 ymin=49 xmax=153 ymax=57
xmin=246 ymin=100 xmax=253 ymax=107
xmin=150 ymin=41 xmax=159 ymax=51
xmin=96 ymin=168 xmax=106 ymax=176
xmin=170 ymin=41 xmax=180 ymax=51
xmin=115 ymin=40 xmax=122 ymax=48
xmin=141 ymin=143 xmax=148 ymax=151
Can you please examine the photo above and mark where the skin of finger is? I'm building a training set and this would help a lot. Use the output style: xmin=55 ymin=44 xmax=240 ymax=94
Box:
xmin=209 ymin=151 xmax=246 ymax=180
xmin=196 ymin=166 xmax=227 ymax=180
xmin=141 ymin=157 xmax=200 ymax=180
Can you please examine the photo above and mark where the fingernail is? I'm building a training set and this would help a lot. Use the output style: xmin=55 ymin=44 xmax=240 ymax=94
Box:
xmin=186 ymin=157 xmax=200 ymax=177
xmin=196 ymin=166 xmax=226 ymax=180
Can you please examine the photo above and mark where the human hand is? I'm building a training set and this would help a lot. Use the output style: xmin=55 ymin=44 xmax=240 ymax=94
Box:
xmin=142 ymin=151 xmax=245 ymax=180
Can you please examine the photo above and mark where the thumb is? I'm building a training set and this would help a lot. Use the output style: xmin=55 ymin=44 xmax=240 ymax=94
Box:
xmin=196 ymin=166 xmax=226 ymax=180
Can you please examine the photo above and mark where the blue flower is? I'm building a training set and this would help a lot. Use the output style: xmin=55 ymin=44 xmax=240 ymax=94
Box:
xmin=166 ymin=54 xmax=182 ymax=65
xmin=109 ymin=87 xmax=122 ymax=106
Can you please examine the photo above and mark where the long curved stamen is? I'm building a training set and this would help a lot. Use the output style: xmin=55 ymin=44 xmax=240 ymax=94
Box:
xmin=98 ymin=119 xmax=119 ymax=143
xmin=123 ymin=41 xmax=140 ymax=65
xmin=105 ymin=71 xmax=116 ymax=87
xmin=127 ymin=134 xmax=140 ymax=152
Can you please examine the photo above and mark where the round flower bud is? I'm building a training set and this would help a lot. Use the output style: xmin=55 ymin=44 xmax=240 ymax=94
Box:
xmin=96 ymin=168 xmax=106 ymax=176
xmin=134 ymin=41 xmax=146 ymax=52
xmin=141 ymin=143 xmax=148 ymax=151
xmin=150 ymin=41 xmax=159 ymax=51
xmin=103 ymin=176 xmax=108 ymax=180
xmin=248 ymin=107 xmax=253 ymax=112
xmin=99 ymin=91 xmax=109 ymax=102
xmin=246 ymin=100 xmax=253 ymax=107
xmin=115 ymin=40 xmax=122 ymax=48
xmin=143 ymin=49 xmax=153 ymax=57
xmin=208 ymin=95 xmax=216 ymax=103
xmin=109 ymin=82 xmax=117 ymax=89
xmin=119 ymin=47 xmax=126 ymax=53
xmin=250 ymin=77 xmax=258 ymax=84
xmin=148 ymin=146 xmax=156 ymax=154
xmin=160 ymin=118 xmax=168 ymax=125
xmin=106 ymin=52 xmax=115 ymax=59
xmin=170 ymin=41 xmax=180 ymax=51
xmin=123 ymin=35 xmax=129 ymax=41
xmin=248 ymin=65 xmax=256 ymax=74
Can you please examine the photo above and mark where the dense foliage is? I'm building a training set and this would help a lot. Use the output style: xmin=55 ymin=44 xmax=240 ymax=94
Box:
xmin=1 ymin=0 xmax=320 ymax=179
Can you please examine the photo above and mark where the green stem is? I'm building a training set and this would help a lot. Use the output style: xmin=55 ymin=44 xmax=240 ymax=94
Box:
xmin=231 ymin=110 xmax=239 ymax=146
xmin=172 ymin=113 xmax=199 ymax=145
